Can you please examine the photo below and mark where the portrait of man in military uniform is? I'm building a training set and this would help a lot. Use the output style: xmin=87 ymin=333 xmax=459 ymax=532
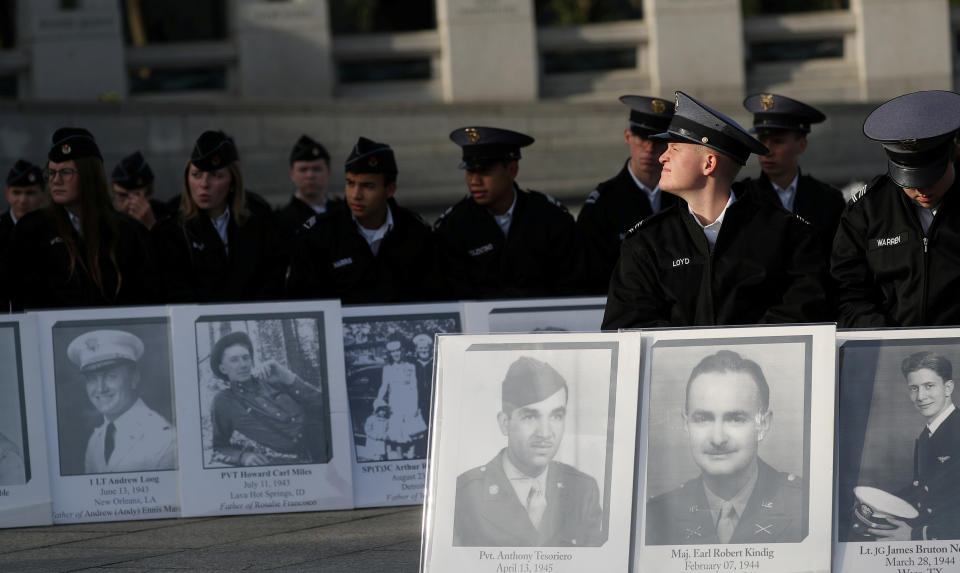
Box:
xmin=453 ymin=355 xmax=604 ymax=547
xmin=644 ymin=346 xmax=809 ymax=545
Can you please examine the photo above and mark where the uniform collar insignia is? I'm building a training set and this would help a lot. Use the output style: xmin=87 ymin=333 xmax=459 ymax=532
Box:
xmin=938 ymin=455 xmax=951 ymax=463
xmin=684 ymin=526 xmax=702 ymax=539
xmin=755 ymin=523 xmax=774 ymax=535
xmin=761 ymin=500 xmax=774 ymax=509
xmin=689 ymin=504 xmax=699 ymax=513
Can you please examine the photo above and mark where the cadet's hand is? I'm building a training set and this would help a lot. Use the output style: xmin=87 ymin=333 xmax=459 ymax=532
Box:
xmin=868 ymin=517 xmax=912 ymax=540
xmin=239 ymin=452 xmax=270 ymax=466
xmin=253 ymin=359 xmax=296 ymax=385
xmin=125 ymin=193 xmax=157 ymax=229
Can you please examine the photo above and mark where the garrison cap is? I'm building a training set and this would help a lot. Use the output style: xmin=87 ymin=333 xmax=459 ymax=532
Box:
xmin=345 ymin=137 xmax=397 ymax=176
xmin=67 ymin=330 xmax=144 ymax=373
xmin=449 ymin=127 xmax=534 ymax=170
xmin=743 ymin=93 xmax=826 ymax=134
xmin=6 ymin=159 xmax=42 ymax=187
xmin=653 ymin=91 xmax=768 ymax=165
xmin=863 ymin=90 xmax=960 ymax=188
xmin=49 ymin=127 xmax=102 ymax=162
xmin=620 ymin=95 xmax=675 ymax=138
xmin=289 ymin=134 xmax=330 ymax=165
xmin=190 ymin=130 xmax=239 ymax=172
xmin=210 ymin=331 xmax=253 ymax=381
xmin=111 ymin=151 xmax=154 ymax=190
xmin=501 ymin=356 xmax=568 ymax=414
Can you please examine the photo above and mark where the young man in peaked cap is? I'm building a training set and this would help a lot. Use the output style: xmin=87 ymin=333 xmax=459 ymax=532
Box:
xmin=276 ymin=134 xmax=341 ymax=241
xmin=435 ymin=127 xmax=584 ymax=299
xmin=111 ymin=151 xmax=170 ymax=230
xmin=832 ymin=90 xmax=960 ymax=327
xmin=740 ymin=93 xmax=844 ymax=262
xmin=602 ymin=92 xmax=830 ymax=329
xmin=577 ymin=95 xmax=677 ymax=294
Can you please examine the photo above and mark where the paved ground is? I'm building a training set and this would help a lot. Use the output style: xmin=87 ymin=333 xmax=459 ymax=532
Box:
xmin=0 ymin=506 xmax=423 ymax=572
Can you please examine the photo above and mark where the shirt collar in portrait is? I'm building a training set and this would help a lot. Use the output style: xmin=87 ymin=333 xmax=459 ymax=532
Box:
xmin=99 ymin=397 xmax=149 ymax=435
xmin=354 ymin=203 xmax=394 ymax=256
xmin=702 ymin=458 xmax=759 ymax=526
xmin=67 ymin=209 xmax=81 ymax=235
xmin=771 ymin=171 xmax=799 ymax=212
xmin=688 ymin=191 xmax=736 ymax=250
xmin=211 ymin=206 xmax=231 ymax=254
xmin=928 ymin=402 xmax=956 ymax=435
xmin=493 ymin=187 xmax=519 ymax=236
xmin=502 ymin=449 xmax=549 ymax=506
xmin=913 ymin=202 xmax=938 ymax=235
xmin=627 ymin=161 xmax=662 ymax=213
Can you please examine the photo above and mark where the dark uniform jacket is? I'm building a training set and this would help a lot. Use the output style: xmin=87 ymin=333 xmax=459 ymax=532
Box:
xmin=740 ymin=170 xmax=844 ymax=262
xmin=434 ymin=186 xmax=584 ymax=299
xmin=899 ymin=408 xmax=960 ymax=540
xmin=150 ymin=194 xmax=286 ymax=303
xmin=602 ymin=187 xmax=830 ymax=329
xmin=645 ymin=459 xmax=804 ymax=545
xmin=0 ymin=211 xmax=15 ymax=311
xmin=453 ymin=449 xmax=603 ymax=547
xmin=6 ymin=208 xmax=157 ymax=310
xmin=831 ymin=172 xmax=960 ymax=328
xmin=577 ymin=160 xmax=677 ymax=294
xmin=275 ymin=195 xmax=343 ymax=243
xmin=286 ymin=198 xmax=441 ymax=304
xmin=0 ymin=211 xmax=14 ymax=255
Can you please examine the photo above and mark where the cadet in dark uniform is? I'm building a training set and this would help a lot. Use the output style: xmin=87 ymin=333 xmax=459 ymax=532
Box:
xmin=434 ymin=127 xmax=584 ymax=299
xmin=740 ymin=93 xmax=845 ymax=261
xmin=646 ymin=350 xmax=804 ymax=545
xmin=453 ymin=356 xmax=603 ymax=547
xmin=151 ymin=130 xmax=287 ymax=303
xmin=209 ymin=331 xmax=327 ymax=466
xmin=832 ymin=90 xmax=960 ymax=327
xmin=2 ymin=160 xmax=46 ymax=248
xmin=6 ymin=128 xmax=157 ymax=310
xmin=111 ymin=151 xmax=171 ymax=230
xmin=577 ymin=95 xmax=677 ymax=293
xmin=287 ymin=137 xmax=440 ymax=304
xmin=275 ymin=134 xmax=341 ymax=240
xmin=602 ymin=92 xmax=830 ymax=329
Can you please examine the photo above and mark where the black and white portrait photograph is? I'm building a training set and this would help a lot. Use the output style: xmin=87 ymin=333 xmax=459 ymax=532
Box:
xmin=0 ymin=324 xmax=27 ymax=487
xmin=463 ymin=297 xmax=606 ymax=334
xmin=195 ymin=315 xmax=332 ymax=468
xmin=52 ymin=319 xmax=177 ymax=476
xmin=421 ymin=333 xmax=643 ymax=573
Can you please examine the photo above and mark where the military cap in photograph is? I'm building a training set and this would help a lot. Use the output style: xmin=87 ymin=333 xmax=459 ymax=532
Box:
xmin=345 ymin=136 xmax=397 ymax=175
xmin=743 ymin=93 xmax=826 ymax=134
xmin=501 ymin=356 xmax=568 ymax=414
xmin=5 ymin=159 xmax=42 ymax=187
xmin=289 ymin=134 xmax=330 ymax=165
xmin=653 ymin=91 xmax=768 ymax=165
xmin=620 ymin=95 xmax=675 ymax=137
xmin=210 ymin=331 xmax=254 ymax=381
xmin=48 ymin=127 xmax=102 ymax=162
xmin=67 ymin=330 xmax=145 ymax=373
xmin=111 ymin=151 xmax=155 ymax=190
xmin=449 ymin=126 xmax=535 ymax=170
xmin=863 ymin=90 xmax=960 ymax=188
xmin=190 ymin=130 xmax=239 ymax=172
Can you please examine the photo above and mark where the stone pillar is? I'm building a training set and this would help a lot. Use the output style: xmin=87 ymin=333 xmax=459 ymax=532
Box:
xmin=437 ymin=0 xmax=538 ymax=102
xmin=644 ymin=0 xmax=744 ymax=103
xmin=19 ymin=0 xmax=126 ymax=101
xmin=233 ymin=0 xmax=334 ymax=99
xmin=852 ymin=0 xmax=952 ymax=101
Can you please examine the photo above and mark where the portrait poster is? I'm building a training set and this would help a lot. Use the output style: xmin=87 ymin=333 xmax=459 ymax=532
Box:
xmin=36 ymin=307 xmax=180 ymax=524
xmin=171 ymin=301 xmax=353 ymax=517
xmin=0 ymin=315 xmax=52 ymax=528
xmin=462 ymin=297 xmax=606 ymax=334
xmin=834 ymin=328 xmax=960 ymax=573
xmin=421 ymin=332 xmax=643 ymax=573
xmin=342 ymin=302 xmax=463 ymax=508
xmin=633 ymin=325 xmax=835 ymax=573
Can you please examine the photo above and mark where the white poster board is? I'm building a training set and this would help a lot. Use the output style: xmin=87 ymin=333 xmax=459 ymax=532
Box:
xmin=172 ymin=301 xmax=353 ymax=517
xmin=37 ymin=307 xmax=180 ymax=524
xmin=342 ymin=302 xmax=463 ymax=508
xmin=462 ymin=297 xmax=606 ymax=334
xmin=634 ymin=325 xmax=835 ymax=573
xmin=0 ymin=314 xmax=52 ymax=527
xmin=422 ymin=332 xmax=643 ymax=572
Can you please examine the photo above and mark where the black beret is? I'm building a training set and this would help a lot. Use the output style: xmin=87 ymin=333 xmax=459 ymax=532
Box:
xmin=111 ymin=151 xmax=154 ymax=190
xmin=210 ymin=331 xmax=253 ymax=381
xmin=743 ymin=93 xmax=826 ymax=134
xmin=49 ymin=127 xmax=102 ymax=162
xmin=290 ymin=134 xmax=330 ymax=165
xmin=345 ymin=137 xmax=397 ymax=175
xmin=190 ymin=130 xmax=239 ymax=172
xmin=501 ymin=356 xmax=568 ymax=414
xmin=620 ymin=95 xmax=675 ymax=138
xmin=6 ymin=159 xmax=42 ymax=187
xmin=449 ymin=127 xmax=534 ymax=170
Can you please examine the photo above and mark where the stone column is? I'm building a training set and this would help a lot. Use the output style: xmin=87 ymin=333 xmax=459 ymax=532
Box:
xmin=644 ymin=0 xmax=745 ymax=103
xmin=233 ymin=0 xmax=334 ymax=99
xmin=436 ymin=0 xmax=538 ymax=102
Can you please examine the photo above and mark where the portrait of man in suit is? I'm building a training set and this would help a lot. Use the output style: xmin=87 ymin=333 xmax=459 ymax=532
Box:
xmin=452 ymin=355 xmax=602 ymax=547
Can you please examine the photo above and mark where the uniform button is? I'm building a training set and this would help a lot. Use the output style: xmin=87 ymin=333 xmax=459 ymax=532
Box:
xmin=488 ymin=485 xmax=498 ymax=495
xmin=924 ymin=486 xmax=929 ymax=492
xmin=927 ymin=508 xmax=933 ymax=514
xmin=913 ymin=480 xmax=920 ymax=486
xmin=787 ymin=474 xmax=796 ymax=482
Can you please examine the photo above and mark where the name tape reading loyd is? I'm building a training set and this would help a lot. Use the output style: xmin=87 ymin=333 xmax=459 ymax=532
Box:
xmin=217 ymin=467 xmax=320 ymax=512
xmin=477 ymin=550 xmax=573 ymax=573
xmin=670 ymin=546 xmax=776 ymax=572
xmin=855 ymin=542 xmax=960 ymax=573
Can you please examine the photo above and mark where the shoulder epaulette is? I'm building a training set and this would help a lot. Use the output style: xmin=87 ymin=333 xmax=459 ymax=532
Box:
xmin=433 ymin=204 xmax=456 ymax=229
xmin=584 ymin=189 xmax=600 ymax=205
xmin=527 ymin=188 xmax=569 ymax=213
xmin=850 ymin=174 xmax=887 ymax=204
xmin=301 ymin=215 xmax=317 ymax=231
xmin=794 ymin=213 xmax=811 ymax=225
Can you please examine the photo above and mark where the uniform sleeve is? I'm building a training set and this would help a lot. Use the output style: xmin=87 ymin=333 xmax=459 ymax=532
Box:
xmin=549 ymin=209 xmax=586 ymax=296
xmin=434 ymin=217 xmax=476 ymax=300
xmin=285 ymin=231 xmax=335 ymax=300
xmin=576 ymin=198 xmax=616 ymax=295
xmin=150 ymin=221 xmax=199 ymax=304
xmin=119 ymin=220 xmax=162 ymax=306
xmin=830 ymin=204 xmax=892 ymax=328
xmin=759 ymin=219 xmax=832 ymax=324
xmin=578 ymin=476 xmax=604 ymax=546
xmin=601 ymin=237 xmax=672 ymax=329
